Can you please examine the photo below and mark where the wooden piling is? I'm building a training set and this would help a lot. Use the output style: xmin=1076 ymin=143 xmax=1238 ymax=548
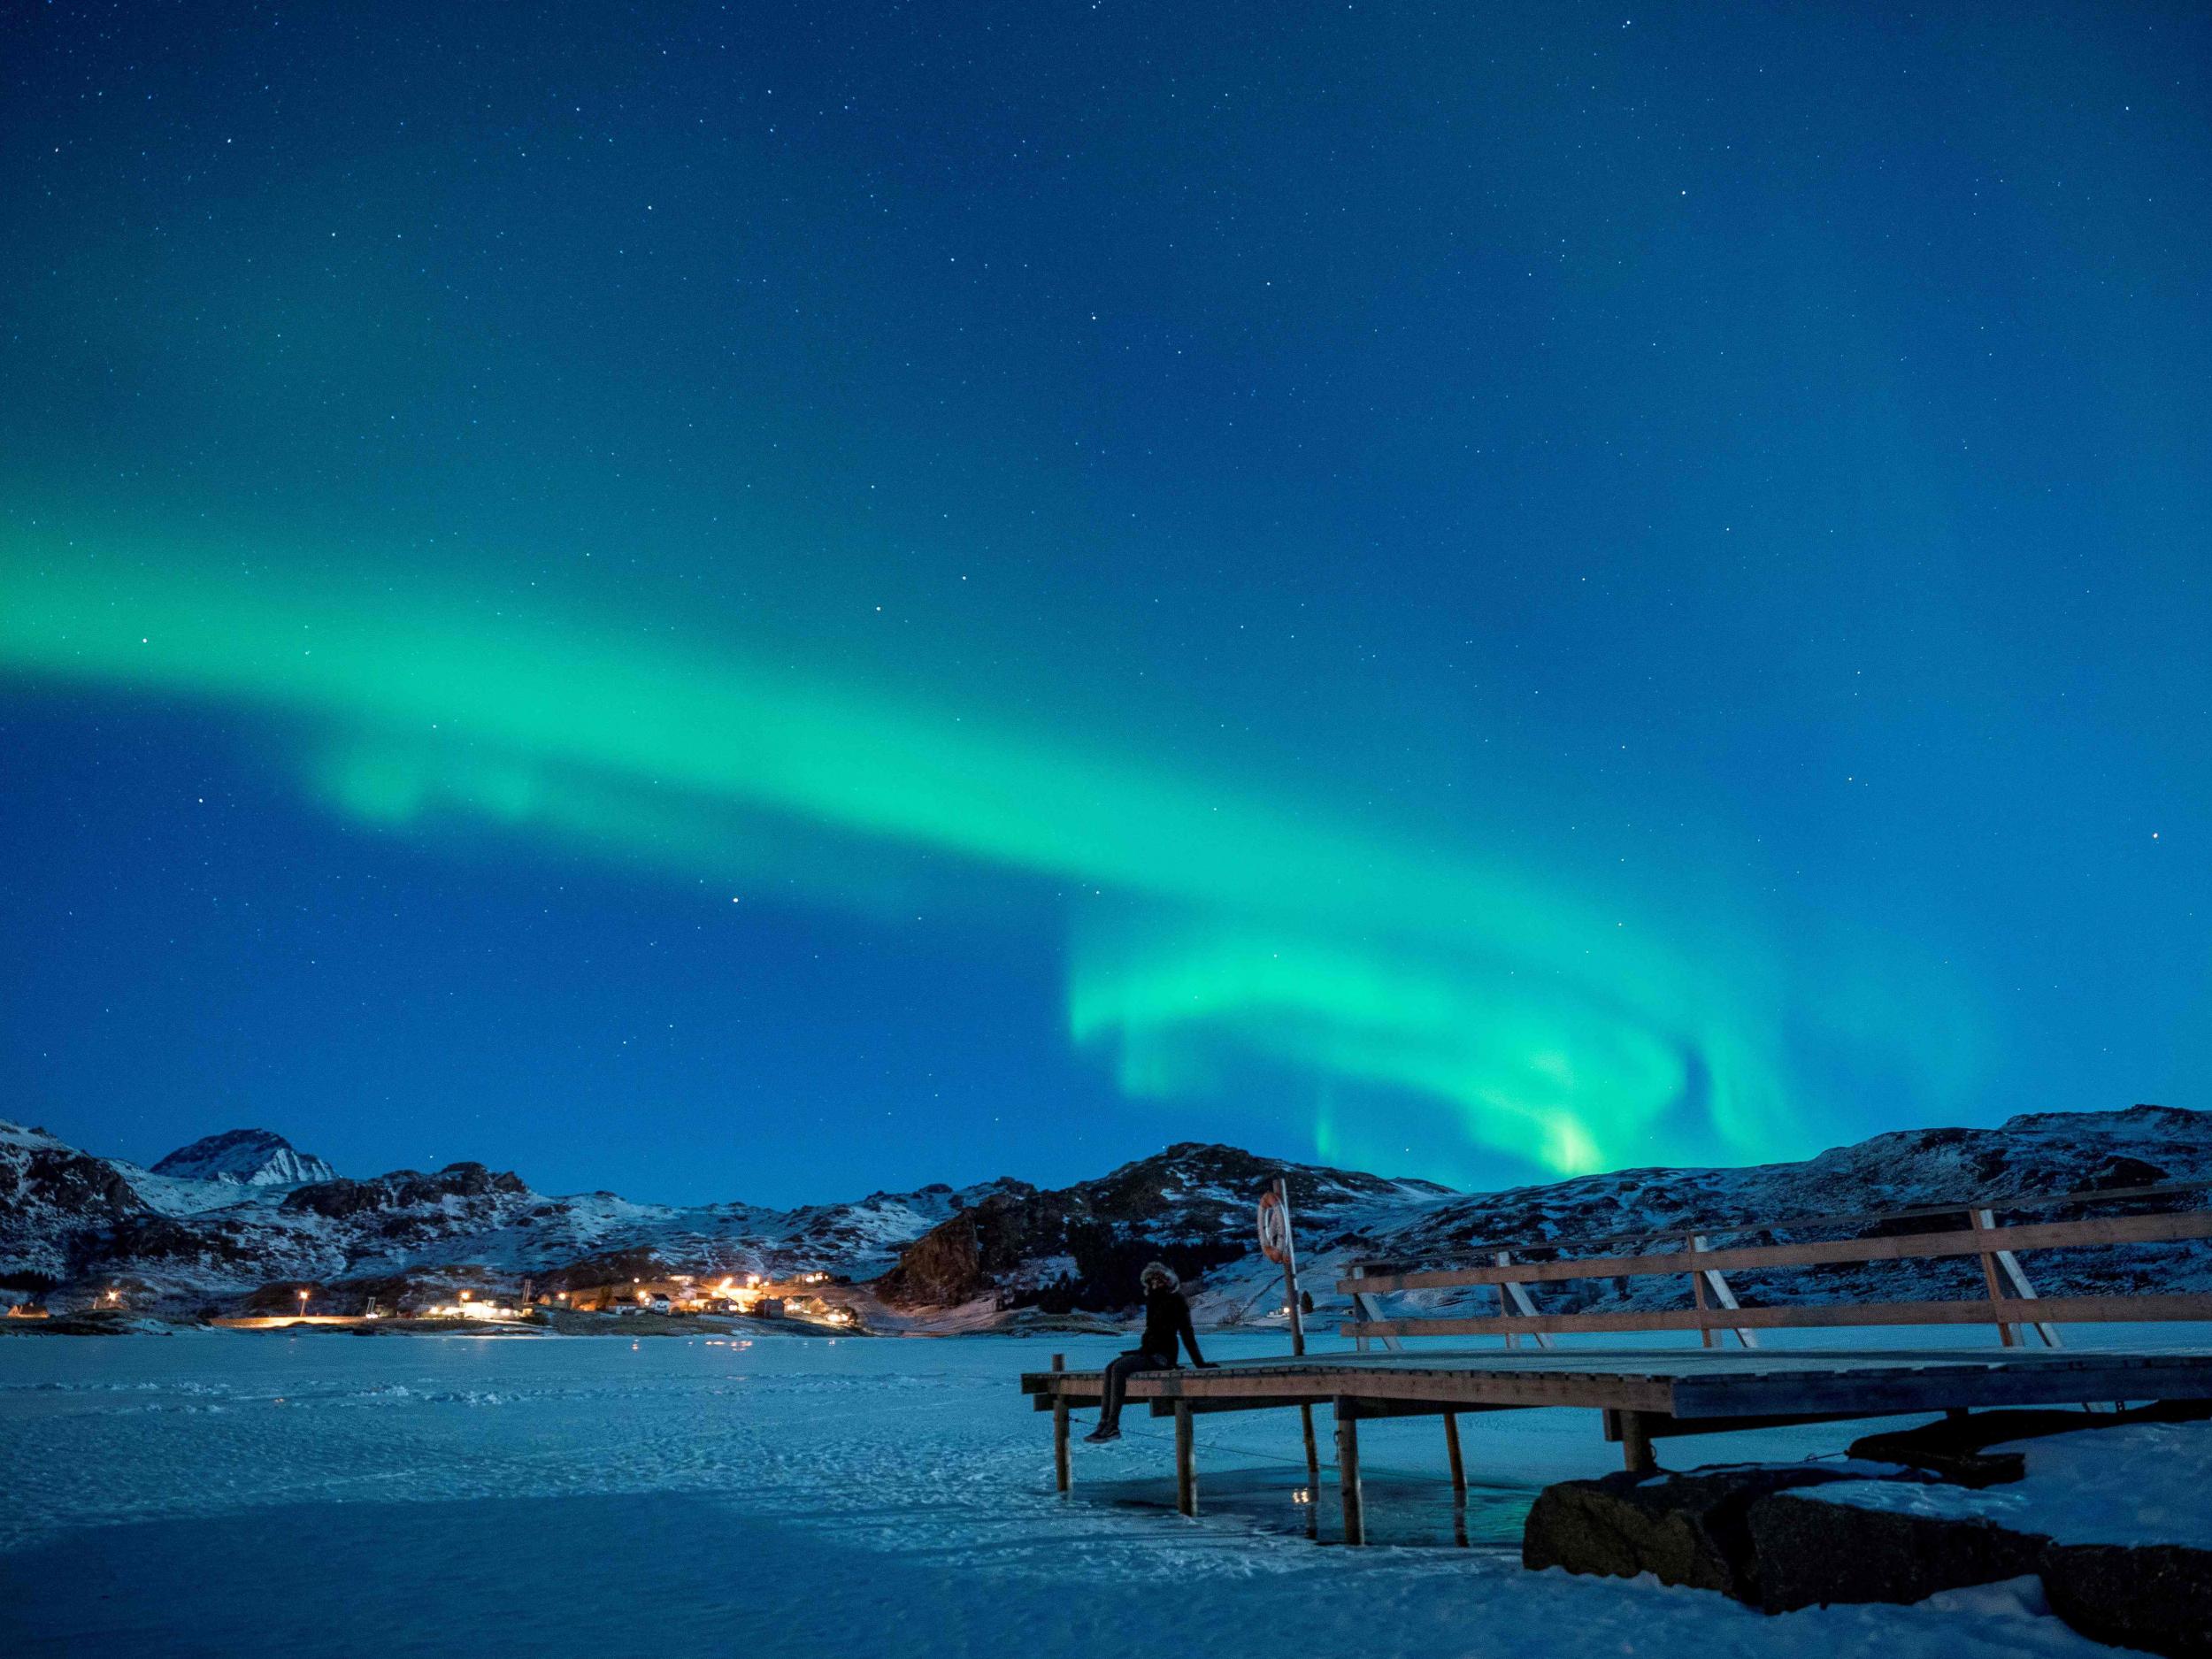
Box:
xmin=1174 ymin=1400 xmax=1196 ymax=1517
xmin=1443 ymin=1409 xmax=1465 ymax=1496
xmin=1299 ymin=1402 xmax=1321 ymax=1480
xmin=1335 ymin=1399 xmax=1365 ymax=1545
xmin=1617 ymin=1409 xmax=1657 ymax=1476
xmin=1051 ymin=1353 xmax=1071 ymax=1494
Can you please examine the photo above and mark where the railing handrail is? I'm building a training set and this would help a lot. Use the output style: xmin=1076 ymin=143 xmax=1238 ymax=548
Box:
xmin=1343 ymin=1173 xmax=2212 ymax=1278
xmin=1337 ymin=1210 xmax=2212 ymax=1297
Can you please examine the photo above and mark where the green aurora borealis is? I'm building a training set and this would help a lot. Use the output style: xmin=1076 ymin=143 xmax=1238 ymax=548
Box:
xmin=2 ymin=4 xmax=2203 ymax=1201
xmin=1 ymin=541 xmax=1978 ymax=1181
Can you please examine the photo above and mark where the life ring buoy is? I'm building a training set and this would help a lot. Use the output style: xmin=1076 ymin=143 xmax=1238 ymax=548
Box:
xmin=1256 ymin=1187 xmax=1292 ymax=1265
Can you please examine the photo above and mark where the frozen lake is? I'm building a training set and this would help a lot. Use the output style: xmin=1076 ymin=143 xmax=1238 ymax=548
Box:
xmin=0 ymin=1328 xmax=2139 ymax=1657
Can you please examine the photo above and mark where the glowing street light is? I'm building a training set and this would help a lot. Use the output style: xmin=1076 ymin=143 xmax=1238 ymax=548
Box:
xmin=296 ymin=1287 xmax=310 ymax=1317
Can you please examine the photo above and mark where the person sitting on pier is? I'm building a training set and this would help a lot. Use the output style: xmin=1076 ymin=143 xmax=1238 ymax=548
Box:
xmin=1084 ymin=1261 xmax=1214 ymax=1442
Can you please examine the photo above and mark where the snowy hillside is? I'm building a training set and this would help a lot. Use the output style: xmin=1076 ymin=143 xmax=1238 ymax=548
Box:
xmin=3 ymin=1106 xmax=2207 ymax=1323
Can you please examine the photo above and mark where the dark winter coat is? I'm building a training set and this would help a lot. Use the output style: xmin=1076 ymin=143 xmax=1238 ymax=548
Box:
xmin=1138 ymin=1286 xmax=1205 ymax=1365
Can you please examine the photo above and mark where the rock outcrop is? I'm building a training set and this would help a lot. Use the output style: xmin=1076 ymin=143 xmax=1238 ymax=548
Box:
xmin=1524 ymin=1404 xmax=2212 ymax=1658
xmin=1746 ymin=1490 xmax=2050 ymax=1611
xmin=1522 ymin=1463 xmax=1881 ymax=1602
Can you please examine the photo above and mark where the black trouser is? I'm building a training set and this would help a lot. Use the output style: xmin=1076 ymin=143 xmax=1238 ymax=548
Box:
xmin=1096 ymin=1348 xmax=1173 ymax=1431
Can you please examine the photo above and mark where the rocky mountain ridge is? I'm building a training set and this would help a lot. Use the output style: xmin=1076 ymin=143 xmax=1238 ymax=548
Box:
xmin=4 ymin=1106 xmax=2208 ymax=1325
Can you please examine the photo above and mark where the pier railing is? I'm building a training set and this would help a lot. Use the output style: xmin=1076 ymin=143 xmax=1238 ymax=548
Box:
xmin=1337 ymin=1176 xmax=2212 ymax=1350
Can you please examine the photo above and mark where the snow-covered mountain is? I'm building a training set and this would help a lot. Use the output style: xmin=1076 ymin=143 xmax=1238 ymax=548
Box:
xmin=4 ymin=1106 xmax=2208 ymax=1324
xmin=149 ymin=1129 xmax=336 ymax=1188
xmin=0 ymin=1118 xmax=1035 ymax=1313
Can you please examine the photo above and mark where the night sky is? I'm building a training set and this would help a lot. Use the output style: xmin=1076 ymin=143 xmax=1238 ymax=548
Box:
xmin=3 ymin=4 xmax=2206 ymax=1207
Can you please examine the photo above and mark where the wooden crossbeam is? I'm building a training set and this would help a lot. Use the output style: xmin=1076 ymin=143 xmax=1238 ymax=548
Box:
xmin=1144 ymin=1394 xmax=1320 ymax=1417
xmin=1341 ymin=1290 xmax=2212 ymax=1341
xmin=1337 ymin=1210 xmax=2212 ymax=1296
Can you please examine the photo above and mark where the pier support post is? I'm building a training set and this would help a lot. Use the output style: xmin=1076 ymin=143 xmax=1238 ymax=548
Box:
xmin=1335 ymin=1399 xmax=1365 ymax=1545
xmin=1300 ymin=1402 xmax=1321 ymax=1481
xmin=1443 ymin=1409 xmax=1465 ymax=1497
xmin=1616 ymin=1409 xmax=1658 ymax=1476
xmin=1051 ymin=1353 xmax=1071 ymax=1494
xmin=1174 ymin=1400 xmax=1196 ymax=1517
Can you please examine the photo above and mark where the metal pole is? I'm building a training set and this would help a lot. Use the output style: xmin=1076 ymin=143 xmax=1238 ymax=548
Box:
xmin=1276 ymin=1177 xmax=1306 ymax=1356
xmin=1272 ymin=1177 xmax=1324 ymax=1479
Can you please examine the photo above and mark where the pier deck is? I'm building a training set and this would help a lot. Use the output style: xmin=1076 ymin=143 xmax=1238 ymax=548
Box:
xmin=1025 ymin=1344 xmax=2212 ymax=1422
xmin=1020 ymin=1345 xmax=2212 ymax=1539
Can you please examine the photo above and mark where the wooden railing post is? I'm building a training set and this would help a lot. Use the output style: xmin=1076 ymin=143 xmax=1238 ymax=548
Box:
xmin=1691 ymin=1233 xmax=1757 ymax=1348
xmin=1494 ymin=1250 xmax=1555 ymax=1349
xmin=1970 ymin=1209 xmax=2021 ymax=1347
xmin=1687 ymin=1233 xmax=1713 ymax=1348
xmin=1496 ymin=1248 xmax=1517 ymax=1349
xmin=1348 ymin=1263 xmax=1404 ymax=1353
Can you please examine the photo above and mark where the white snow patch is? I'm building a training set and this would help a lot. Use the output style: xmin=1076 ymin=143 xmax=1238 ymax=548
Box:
xmin=1804 ymin=1418 xmax=2212 ymax=1550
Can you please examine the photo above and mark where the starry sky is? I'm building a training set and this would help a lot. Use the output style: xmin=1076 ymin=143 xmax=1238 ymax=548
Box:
xmin=2 ymin=4 xmax=2206 ymax=1208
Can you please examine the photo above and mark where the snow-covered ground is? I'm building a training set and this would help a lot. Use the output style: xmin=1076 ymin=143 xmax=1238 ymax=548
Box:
xmin=0 ymin=1329 xmax=2160 ymax=1659
xmin=1806 ymin=1418 xmax=2212 ymax=1550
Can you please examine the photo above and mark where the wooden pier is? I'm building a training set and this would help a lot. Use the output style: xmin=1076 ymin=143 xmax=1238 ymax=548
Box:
xmin=1024 ymin=1343 xmax=2212 ymax=1539
xmin=1019 ymin=1179 xmax=2212 ymax=1542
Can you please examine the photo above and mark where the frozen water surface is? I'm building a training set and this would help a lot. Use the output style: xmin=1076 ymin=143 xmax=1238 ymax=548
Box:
xmin=0 ymin=1331 xmax=2134 ymax=1657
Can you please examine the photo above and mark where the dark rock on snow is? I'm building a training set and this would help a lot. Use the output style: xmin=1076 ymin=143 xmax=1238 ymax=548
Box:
xmin=1522 ymin=1463 xmax=1881 ymax=1602
xmin=2041 ymin=1541 xmax=2212 ymax=1659
xmin=1527 ymin=1402 xmax=2212 ymax=1657
xmin=1746 ymin=1489 xmax=2049 ymax=1613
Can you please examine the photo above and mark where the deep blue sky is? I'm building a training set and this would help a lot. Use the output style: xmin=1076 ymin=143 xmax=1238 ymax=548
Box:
xmin=2 ymin=4 xmax=2205 ymax=1206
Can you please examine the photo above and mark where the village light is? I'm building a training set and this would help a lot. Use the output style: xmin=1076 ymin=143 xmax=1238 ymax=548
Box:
xmin=296 ymin=1287 xmax=310 ymax=1315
